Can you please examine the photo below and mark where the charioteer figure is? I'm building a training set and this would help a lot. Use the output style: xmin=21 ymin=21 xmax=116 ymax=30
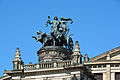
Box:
xmin=32 ymin=16 xmax=73 ymax=50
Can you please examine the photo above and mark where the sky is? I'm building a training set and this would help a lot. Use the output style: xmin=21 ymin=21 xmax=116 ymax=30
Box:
xmin=0 ymin=0 xmax=120 ymax=76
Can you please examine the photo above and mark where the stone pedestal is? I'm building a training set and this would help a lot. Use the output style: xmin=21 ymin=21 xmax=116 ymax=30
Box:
xmin=37 ymin=46 xmax=72 ymax=62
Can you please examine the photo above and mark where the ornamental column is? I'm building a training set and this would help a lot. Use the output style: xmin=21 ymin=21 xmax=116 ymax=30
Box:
xmin=12 ymin=48 xmax=24 ymax=70
xmin=72 ymin=41 xmax=83 ymax=64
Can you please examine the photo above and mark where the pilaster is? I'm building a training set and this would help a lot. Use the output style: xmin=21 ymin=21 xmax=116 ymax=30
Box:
xmin=103 ymin=72 xmax=106 ymax=80
xmin=106 ymin=64 xmax=111 ymax=80
xmin=111 ymin=72 xmax=115 ymax=80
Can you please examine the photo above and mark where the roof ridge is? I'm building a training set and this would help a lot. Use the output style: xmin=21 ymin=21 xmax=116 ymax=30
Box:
xmin=89 ymin=46 xmax=120 ymax=61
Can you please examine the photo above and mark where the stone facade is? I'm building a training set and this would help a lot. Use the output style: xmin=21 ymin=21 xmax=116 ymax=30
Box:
xmin=2 ymin=64 xmax=94 ymax=80
xmin=1 ymin=44 xmax=120 ymax=80
xmin=37 ymin=46 xmax=72 ymax=62
xmin=84 ymin=46 xmax=120 ymax=80
xmin=0 ymin=41 xmax=96 ymax=80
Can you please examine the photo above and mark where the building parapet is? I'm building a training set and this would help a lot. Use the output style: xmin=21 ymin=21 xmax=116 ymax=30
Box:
xmin=24 ymin=60 xmax=72 ymax=70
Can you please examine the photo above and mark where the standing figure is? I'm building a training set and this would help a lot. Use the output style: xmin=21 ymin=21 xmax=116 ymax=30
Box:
xmin=46 ymin=16 xmax=63 ymax=46
xmin=60 ymin=17 xmax=73 ymax=37
xmin=60 ymin=17 xmax=73 ymax=49
xmin=60 ymin=17 xmax=69 ymax=36
xmin=46 ymin=16 xmax=60 ymax=36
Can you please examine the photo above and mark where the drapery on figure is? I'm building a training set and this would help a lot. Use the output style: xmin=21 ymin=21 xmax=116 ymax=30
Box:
xmin=33 ymin=16 xmax=74 ymax=50
xmin=60 ymin=17 xmax=73 ymax=37
xmin=46 ymin=16 xmax=60 ymax=36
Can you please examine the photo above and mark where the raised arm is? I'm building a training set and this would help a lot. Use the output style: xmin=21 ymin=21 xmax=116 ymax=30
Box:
xmin=60 ymin=17 xmax=73 ymax=24
xmin=46 ymin=16 xmax=53 ymax=27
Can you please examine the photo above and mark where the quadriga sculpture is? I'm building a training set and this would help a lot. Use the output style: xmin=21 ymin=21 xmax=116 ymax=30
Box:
xmin=32 ymin=16 xmax=73 ymax=50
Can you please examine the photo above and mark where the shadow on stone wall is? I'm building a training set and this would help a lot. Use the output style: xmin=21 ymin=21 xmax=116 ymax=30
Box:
xmin=71 ymin=74 xmax=78 ymax=80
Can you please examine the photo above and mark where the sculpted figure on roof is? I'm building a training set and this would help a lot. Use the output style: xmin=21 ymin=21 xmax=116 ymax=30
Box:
xmin=32 ymin=16 xmax=73 ymax=50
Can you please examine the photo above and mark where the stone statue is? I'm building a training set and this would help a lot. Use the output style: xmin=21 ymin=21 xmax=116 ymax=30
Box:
xmin=32 ymin=30 xmax=53 ymax=46
xmin=46 ymin=16 xmax=60 ymax=37
xmin=60 ymin=17 xmax=73 ymax=50
xmin=32 ymin=16 xmax=74 ymax=50
xmin=60 ymin=17 xmax=73 ymax=37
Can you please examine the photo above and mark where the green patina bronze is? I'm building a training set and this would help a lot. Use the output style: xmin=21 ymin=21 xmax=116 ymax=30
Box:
xmin=32 ymin=16 xmax=73 ymax=50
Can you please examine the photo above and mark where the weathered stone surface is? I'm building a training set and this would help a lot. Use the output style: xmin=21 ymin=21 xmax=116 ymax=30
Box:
xmin=37 ymin=46 xmax=72 ymax=62
xmin=84 ymin=46 xmax=120 ymax=80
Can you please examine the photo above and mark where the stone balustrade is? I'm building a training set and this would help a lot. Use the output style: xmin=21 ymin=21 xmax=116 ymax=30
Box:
xmin=87 ymin=64 xmax=106 ymax=69
xmin=24 ymin=60 xmax=72 ymax=70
